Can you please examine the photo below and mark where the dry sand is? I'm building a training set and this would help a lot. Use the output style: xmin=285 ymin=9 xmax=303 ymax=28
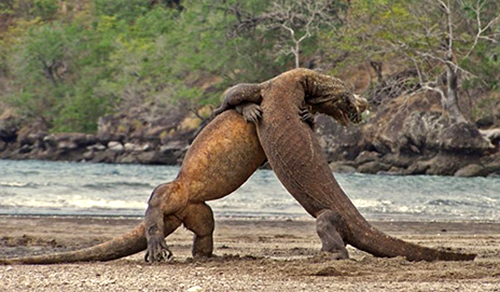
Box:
xmin=0 ymin=215 xmax=499 ymax=291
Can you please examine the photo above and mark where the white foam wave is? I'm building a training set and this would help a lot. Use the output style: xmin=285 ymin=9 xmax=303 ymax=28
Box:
xmin=1 ymin=197 xmax=146 ymax=210
xmin=352 ymin=199 xmax=392 ymax=209
xmin=0 ymin=182 xmax=30 ymax=187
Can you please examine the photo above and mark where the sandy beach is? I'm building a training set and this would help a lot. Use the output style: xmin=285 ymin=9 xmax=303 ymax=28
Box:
xmin=0 ymin=215 xmax=499 ymax=291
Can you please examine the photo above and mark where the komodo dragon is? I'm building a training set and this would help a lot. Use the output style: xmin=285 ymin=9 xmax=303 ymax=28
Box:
xmin=212 ymin=68 xmax=475 ymax=261
xmin=0 ymin=70 xmax=365 ymax=264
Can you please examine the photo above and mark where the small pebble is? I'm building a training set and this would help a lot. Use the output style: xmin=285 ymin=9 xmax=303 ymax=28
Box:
xmin=187 ymin=286 xmax=203 ymax=292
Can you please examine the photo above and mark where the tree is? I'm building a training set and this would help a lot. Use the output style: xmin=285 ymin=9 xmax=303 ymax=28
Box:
xmin=262 ymin=0 xmax=346 ymax=68
xmin=227 ymin=0 xmax=347 ymax=68
xmin=322 ymin=0 xmax=500 ymax=123
xmin=404 ymin=0 xmax=499 ymax=123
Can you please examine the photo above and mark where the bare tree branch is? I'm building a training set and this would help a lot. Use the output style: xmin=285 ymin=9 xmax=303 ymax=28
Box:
xmin=464 ymin=0 xmax=500 ymax=58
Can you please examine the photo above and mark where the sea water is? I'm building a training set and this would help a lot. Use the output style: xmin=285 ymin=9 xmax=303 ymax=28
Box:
xmin=0 ymin=159 xmax=498 ymax=222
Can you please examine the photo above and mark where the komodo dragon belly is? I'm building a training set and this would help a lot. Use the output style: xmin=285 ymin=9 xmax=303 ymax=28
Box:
xmin=179 ymin=110 xmax=266 ymax=202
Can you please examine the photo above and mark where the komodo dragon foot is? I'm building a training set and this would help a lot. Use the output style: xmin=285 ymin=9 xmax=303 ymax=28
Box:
xmin=145 ymin=235 xmax=172 ymax=262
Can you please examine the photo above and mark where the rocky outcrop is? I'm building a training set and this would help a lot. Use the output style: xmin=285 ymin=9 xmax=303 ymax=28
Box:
xmin=320 ymin=91 xmax=498 ymax=177
xmin=0 ymin=109 xmax=194 ymax=165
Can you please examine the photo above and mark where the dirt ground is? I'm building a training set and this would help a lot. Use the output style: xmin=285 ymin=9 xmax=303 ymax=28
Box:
xmin=0 ymin=216 xmax=499 ymax=291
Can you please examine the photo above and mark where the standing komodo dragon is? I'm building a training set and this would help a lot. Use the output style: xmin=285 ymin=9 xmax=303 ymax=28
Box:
xmin=0 ymin=70 xmax=367 ymax=264
xmin=212 ymin=68 xmax=475 ymax=261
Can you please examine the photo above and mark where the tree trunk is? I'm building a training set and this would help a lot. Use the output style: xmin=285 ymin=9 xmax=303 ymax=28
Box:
xmin=294 ymin=42 xmax=300 ymax=68
xmin=445 ymin=62 xmax=467 ymax=123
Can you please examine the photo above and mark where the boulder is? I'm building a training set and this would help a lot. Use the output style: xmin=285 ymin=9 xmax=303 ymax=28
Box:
xmin=363 ymin=92 xmax=492 ymax=155
xmin=107 ymin=141 xmax=124 ymax=153
xmin=357 ymin=161 xmax=391 ymax=174
xmin=329 ymin=162 xmax=357 ymax=174
xmin=315 ymin=114 xmax=364 ymax=161
xmin=354 ymin=151 xmax=380 ymax=165
xmin=454 ymin=164 xmax=485 ymax=177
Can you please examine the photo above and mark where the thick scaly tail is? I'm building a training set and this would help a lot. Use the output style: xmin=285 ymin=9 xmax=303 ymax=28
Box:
xmin=0 ymin=223 xmax=146 ymax=265
xmin=340 ymin=207 xmax=476 ymax=261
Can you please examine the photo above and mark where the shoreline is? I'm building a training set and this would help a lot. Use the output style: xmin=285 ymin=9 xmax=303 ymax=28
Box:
xmin=1 ymin=215 xmax=499 ymax=291
xmin=2 ymin=213 xmax=500 ymax=224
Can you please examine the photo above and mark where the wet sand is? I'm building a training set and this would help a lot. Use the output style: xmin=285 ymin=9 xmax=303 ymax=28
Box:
xmin=0 ymin=215 xmax=499 ymax=291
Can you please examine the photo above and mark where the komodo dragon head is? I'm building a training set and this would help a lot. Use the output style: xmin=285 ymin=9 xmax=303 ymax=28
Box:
xmin=308 ymin=92 xmax=368 ymax=126
xmin=301 ymin=71 xmax=368 ymax=126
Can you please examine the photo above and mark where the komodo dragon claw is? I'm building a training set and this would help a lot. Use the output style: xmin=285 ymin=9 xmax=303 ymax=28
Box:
xmin=238 ymin=103 xmax=262 ymax=123
xmin=299 ymin=106 xmax=315 ymax=128
xmin=145 ymin=237 xmax=172 ymax=262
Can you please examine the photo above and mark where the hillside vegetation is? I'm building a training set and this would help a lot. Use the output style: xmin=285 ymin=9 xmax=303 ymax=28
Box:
xmin=0 ymin=0 xmax=499 ymax=134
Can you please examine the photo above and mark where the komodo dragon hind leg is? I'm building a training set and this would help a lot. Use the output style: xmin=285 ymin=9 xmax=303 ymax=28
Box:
xmin=145 ymin=185 xmax=215 ymax=262
xmin=179 ymin=203 xmax=215 ymax=258
xmin=212 ymin=83 xmax=262 ymax=118
xmin=316 ymin=210 xmax=349 ymax=260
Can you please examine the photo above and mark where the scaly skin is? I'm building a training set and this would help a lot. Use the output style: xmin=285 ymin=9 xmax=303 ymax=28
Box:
xmin=0 ymin=110 xmax=263 ymax=264
xmin=0 ymin=70 xmax=365 ymax=264
xmin=214 ymin=68 xmax=476 ymax=261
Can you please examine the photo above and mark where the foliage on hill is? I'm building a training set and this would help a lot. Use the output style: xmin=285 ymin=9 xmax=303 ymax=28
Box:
xmin=0 ymin=0 xmax=498 ymax=133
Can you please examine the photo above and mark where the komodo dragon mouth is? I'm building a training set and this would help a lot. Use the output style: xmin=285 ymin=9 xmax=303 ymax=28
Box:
xmin=310 ymin=93 xmax=368 ymax=126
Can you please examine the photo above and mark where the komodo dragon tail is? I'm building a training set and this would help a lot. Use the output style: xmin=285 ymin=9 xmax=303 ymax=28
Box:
xmin=313 ymin=163 xmax=476 ymax=261
xmin=0 ymin=224 xmax=146 ymax=265
xmin=342 ymin=210 xmax=476 ymax=261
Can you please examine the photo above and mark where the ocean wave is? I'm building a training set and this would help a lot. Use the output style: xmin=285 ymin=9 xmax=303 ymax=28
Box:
xmin=82 ymin=181 xmax=155 ymax=190
xmin=0 ymin=197 xmax=146 ymax=211
xmin=0 ymin=182 xmax=32 ymax=187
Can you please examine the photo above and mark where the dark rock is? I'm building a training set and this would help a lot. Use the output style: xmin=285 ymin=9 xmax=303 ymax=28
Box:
xmin=315 ymin=114 xmax=364 ymax=161
xmin=386 ymin=166 xmax=405 ymax=175
xmin=91 ymin=150 xmax=117 ymax=163
xmin=357 ymin=161 xmax=391 ymax=174
xmin=354 ymin=151 xmax=380 ymax=166
xmin=43 ymin=133 xmax=97 ymax=149
xmin=380 ymin=153 xmax=413 ymax=168
xmin=329 ymin=162 xmax=357 ymax=173
xmin=475 ymin=115 xmax=495 ymax=128
xmin=405 ymin=153 xmax=478 ymax=176
xmin=483 ymin=162 xmax=500 ymax=176
xmin=454 ymin=164 xmax=485 ymax=177
xmin=19 ymin=144 xmax=33 ymax=154
xmin=363 ymin=92 xmax=492 ymax=155
xmin=441 ymin=122 xmax=493 ymax=154
xmin=406 ymin=162 xmax=430 ymax=175
xmin=0 ymin=113 xmax=18 ymax=143
xmin=83 ymin=151 xmax=94 ymax=161
xmin=136 ymin=151 xmax=180 ymax=165
xmin=116 ymin=153 xmax=139 ymax=164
